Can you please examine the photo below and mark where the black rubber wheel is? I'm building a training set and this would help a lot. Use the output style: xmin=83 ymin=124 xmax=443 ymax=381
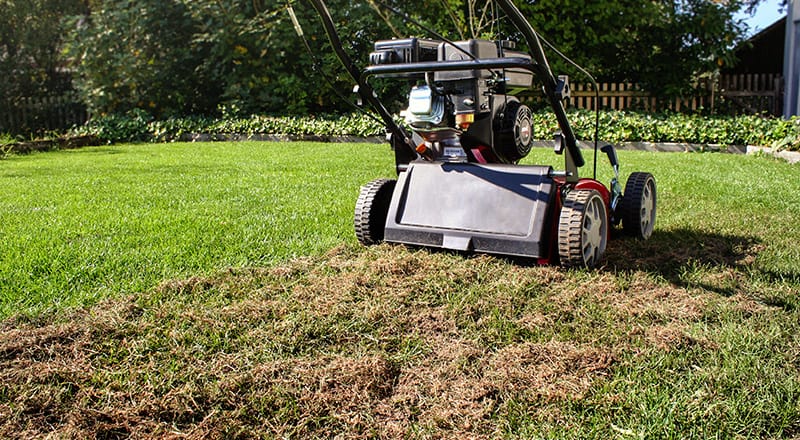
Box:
xmin=558 ymin=189 xmax=608 ymax=268
xmin=619 ymin=172 xmax=656 ymax=239
xmin=354 ymin=178 xmax=396 ymax=246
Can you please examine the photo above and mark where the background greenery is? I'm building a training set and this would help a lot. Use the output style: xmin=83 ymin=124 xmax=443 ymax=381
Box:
xmin=67 ymin=108 xmax=800 ymax=151
xmin=0 ymin=0 xmax=88 ymax=100
xmin=0 ymin=0 xmax=778 ymax=118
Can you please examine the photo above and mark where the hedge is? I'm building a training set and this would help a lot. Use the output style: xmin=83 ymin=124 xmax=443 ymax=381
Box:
xmin=69 ymin=108 xmax=800 ymax=151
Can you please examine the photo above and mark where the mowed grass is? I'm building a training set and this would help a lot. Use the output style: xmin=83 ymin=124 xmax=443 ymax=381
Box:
xmin=1 ymin=142 xmax=800 ymax=438
xmin=0 ymin=141 xmax=392 ymax=319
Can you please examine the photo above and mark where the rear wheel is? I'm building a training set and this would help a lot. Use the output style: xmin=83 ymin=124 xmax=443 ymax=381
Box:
xmin=558 ymin=189 xmax=608 ymax=268
xmin=354 ymin=178 xmax=396 ymax=246
xmin=620 ymin=172 xmax=656 ymax=239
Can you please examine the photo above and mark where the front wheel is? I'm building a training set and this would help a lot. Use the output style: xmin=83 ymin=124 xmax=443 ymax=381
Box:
xmin=558 ymin=189 xmax=609 ymax=268
xmin=354 ymin=178 xmax=396 ymax=246
xmin=619 ymin=172 xmax=657 ymax=239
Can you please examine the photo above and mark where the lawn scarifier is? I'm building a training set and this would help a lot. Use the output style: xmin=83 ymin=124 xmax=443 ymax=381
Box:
xmin=301 ymin=0 xmax=656 ymax=267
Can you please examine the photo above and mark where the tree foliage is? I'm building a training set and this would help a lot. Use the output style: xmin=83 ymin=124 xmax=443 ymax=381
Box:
xmin=69 ymin=0 xmax=409 ymax=116
xmin=498 ymin=0 xmax=748 ymax=96
xmin=69 ymin=0 xmax=206 ymax=117
xmin=53 ymin=0 xmax=783 ymax=115
xmin=0 ymin=0 xmax=88 ymax=99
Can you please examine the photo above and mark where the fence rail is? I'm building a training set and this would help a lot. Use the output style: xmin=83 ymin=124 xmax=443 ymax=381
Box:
xmin=565 ymin=74 xmax=783 ymax=115
xmin=0 ymin=94 xmax=89 ymax=135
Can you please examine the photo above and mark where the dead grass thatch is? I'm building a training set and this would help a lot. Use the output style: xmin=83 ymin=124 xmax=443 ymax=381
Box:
xmin=0 ymin=241 xmax=781 ymax=438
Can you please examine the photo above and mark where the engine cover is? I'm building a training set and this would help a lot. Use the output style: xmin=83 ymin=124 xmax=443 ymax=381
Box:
xmin=375 ymin=38 xmax=537 ymax=165
xmin=459 ymin=96 xmax=532 ymax=164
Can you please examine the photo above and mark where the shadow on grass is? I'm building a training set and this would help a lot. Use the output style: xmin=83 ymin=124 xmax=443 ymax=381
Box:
xmin=606 ymin=228 xmax=800 ymax=300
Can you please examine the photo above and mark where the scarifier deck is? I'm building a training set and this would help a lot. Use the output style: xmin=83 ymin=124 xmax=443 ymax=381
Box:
xmin=384 ymin=161 xmax=556 ymax=258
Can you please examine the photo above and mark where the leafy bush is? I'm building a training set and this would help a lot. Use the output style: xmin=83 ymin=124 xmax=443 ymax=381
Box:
xmin=530 ymin=109 xmax=794 ymax=150
xmin=72 ymin=109 xmax=800 ymax=152
xmin=75 ymin=109 xmax=155 ymax=143
xmin=68 ymin=0 xmax=411 ymax=117
xmin=769 ymin=117 xmax=800 ymax=152
xmin=73 ymin=112 xmax=385 ymax=143
xmin=0 ymin=132 xmax=18 ymax=158
xmin=70 ymin=0 xmax=208 ymax=118
xmin=1 ymin=0 xmax=86 ymax=100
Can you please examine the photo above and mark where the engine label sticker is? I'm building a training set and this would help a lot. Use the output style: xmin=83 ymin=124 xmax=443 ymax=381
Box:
xmin=444 ymin=147 xmax=465 ymax=157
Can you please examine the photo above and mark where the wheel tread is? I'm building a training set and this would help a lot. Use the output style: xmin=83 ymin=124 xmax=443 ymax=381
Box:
xmin=354 ymin=178 xmax=396 ymax=246
xmin=620 ymin=172 xmax=656 ymax=239
xmin=558 ymin=190 xmax=607 ymax=268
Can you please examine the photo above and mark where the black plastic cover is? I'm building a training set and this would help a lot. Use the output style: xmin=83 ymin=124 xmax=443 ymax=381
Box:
xmin=384 ymin=161 xmax=556 ymax=258
xmin=370 ymin=38 xmax=439 ymax=78
xmin=434 ymin=40 xmax=533 ymax=92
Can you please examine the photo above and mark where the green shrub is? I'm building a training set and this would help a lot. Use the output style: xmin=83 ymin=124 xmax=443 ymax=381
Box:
xmin=0 ymin=132 xmax=16 ymax=146
xmin=769 ymin=117 xmax=800 ymax=151
xmin=0 ymin=133 xmax=17 ymax=158
xmin=72 ymin=112 xmax=386 ymax=143
xmin=76 ymin=109 xmax=155 ymax=143
xmin=530 ymin=110 xmax=797 ymax=150
xmin=71 ymin=109 xmax=800 ymax=151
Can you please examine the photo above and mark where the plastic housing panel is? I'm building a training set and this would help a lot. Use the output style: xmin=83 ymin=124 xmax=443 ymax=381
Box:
xmin=384 ymin=161 xmax=556 ymax=258
xmin=434 ymin=40 xmax=533 ymax=90
xmin=372 ymin=38 xmax=439 ymax=63
xmin=435 ymin=40 xmax=499 ymax=81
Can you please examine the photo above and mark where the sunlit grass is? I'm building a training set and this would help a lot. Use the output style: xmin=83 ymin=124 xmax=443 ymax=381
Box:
xmin=2 ymin=143 xmax=799 ymax=319
xmin=0 ymin=141 xmax=394 ymax=318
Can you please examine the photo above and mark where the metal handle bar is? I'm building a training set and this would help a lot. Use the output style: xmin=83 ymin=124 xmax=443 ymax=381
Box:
xmin=362 ymin=57 xmax=535 ymax=80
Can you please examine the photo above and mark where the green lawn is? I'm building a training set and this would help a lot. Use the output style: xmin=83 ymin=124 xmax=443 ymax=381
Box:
xmin=1 ymin=142 xmax=799 ymax=438
xmin=0 ymin=141 xmax=394 ymax=318
xmin=2 ymin=142 xmax=798 ymax=320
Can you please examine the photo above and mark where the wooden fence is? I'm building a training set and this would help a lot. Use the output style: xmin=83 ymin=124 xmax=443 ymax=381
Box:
xmin=717 ymin=73 xmax=783 ymax=115
xmin=566 ymin=73 xmax=783 ymax=115
xmin=0 ymin=94 xmax=89 ymax=135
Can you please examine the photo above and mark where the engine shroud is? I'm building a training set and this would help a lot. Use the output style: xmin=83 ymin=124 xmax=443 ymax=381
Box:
xmin=370 ymin=38 xmax=535 ymax=164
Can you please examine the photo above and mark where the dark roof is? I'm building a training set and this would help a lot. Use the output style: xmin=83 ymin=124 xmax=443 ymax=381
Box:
xmin=725 ymin=16 xmax=786 ymax=74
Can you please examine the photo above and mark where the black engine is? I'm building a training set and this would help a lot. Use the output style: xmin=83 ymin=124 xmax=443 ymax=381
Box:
xmin=369 ymin=38 xmax=535 ymax=164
